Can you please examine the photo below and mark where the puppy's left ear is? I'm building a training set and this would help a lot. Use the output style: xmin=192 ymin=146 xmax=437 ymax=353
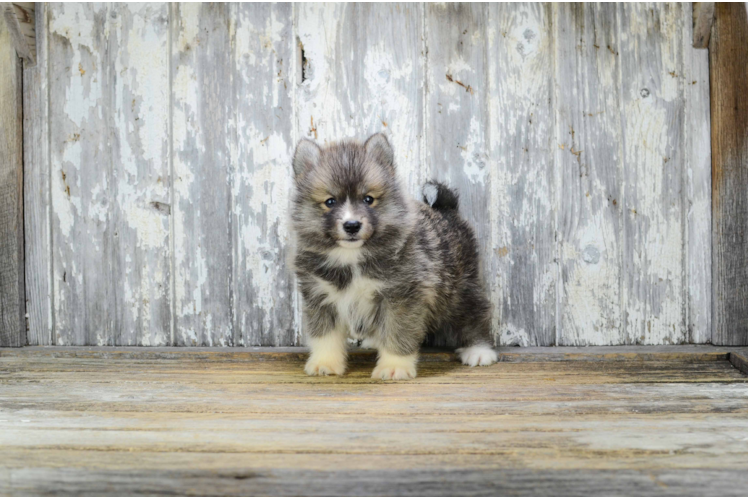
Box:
xmin=292 ymin=138 xmax=321 ymax=180
xmin=364 ymin=133 xmax=394 ymax=170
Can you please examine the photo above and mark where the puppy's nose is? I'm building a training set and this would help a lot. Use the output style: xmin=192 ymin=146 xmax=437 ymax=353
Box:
xmin=343 ymin=221 xmax=362 ymax=235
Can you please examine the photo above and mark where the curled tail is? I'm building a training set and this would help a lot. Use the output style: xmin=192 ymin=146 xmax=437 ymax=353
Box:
xmin=422 ymin=181 xmax=459 ymax=211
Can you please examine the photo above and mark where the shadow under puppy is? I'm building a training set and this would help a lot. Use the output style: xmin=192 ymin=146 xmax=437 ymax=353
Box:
xmin=291 ymin=133 xmax=497 ymax=380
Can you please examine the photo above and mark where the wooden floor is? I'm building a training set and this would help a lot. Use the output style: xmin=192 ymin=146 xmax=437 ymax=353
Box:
xmin=1 ymin=347 xmax=748 ymax=496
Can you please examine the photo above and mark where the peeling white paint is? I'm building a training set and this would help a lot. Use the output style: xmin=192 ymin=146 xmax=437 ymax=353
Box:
xmin=619 ymin=3 xmax=687 ymax=345
xmin=51 ymin=164 xmax=77 ymax=239
xmin=126 ymin=206 xmax=167 ymax=249
xmin=176 ymin=3 xmax=200 ymax=52
xmin=37 ymin=3 xmax=712 ymax=348
xmin=109 ymin=3 xmax=171 ymax=346
xmin=501 ymin=324 xmax=532 ymax=347
xmin=231 ymin=3 xmax=297 ymax=346
xmin=50 ymin=6 xmax=103 ymax=128
xmin=363 ymin=42 xmax=421 ymax=196
xmin=460 ymin=116 xmax=487 ymax=185
xmin=488 ymin=3 xmax=555 ymax=346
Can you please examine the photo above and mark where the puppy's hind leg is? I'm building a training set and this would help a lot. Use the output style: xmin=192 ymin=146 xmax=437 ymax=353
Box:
xmin=454 ymin=299 xmax=498 ymax=367
xmin=456 ymin=343 xmax=498 ymax=367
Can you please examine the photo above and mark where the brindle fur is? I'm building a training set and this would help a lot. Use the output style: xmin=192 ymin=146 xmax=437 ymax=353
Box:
xmin=291 ymin=133 xmax=494 ymax=373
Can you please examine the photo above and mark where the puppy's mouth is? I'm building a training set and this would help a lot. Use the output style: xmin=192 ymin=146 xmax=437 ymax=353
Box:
xmin=337 ymin=239 xmax=364 ymax=249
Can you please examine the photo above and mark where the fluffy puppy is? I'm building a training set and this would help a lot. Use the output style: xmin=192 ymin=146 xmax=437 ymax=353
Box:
xmin=291 ymin=133 xmax=497 ymax=380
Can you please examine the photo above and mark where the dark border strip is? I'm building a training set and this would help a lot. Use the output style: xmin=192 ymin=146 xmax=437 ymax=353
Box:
xmin=710 ymin=3 xmax=748 ymax=345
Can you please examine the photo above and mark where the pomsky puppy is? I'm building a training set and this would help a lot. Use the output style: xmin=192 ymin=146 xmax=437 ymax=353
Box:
xmin=291 ymin=133 xmax=497 ymax=380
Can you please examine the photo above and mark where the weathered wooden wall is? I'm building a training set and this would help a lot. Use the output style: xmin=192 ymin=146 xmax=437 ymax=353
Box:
xmin=0 ymin=10 xmax=25 ymax=347
xmin=23 ymin=3 xmax=712 ymax=347
xmin=709 ymin=3 xmax=748 ymax=346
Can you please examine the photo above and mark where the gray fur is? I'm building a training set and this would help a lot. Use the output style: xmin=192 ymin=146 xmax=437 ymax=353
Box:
xmin=292 ymin=139 xmax=322 ymax=179
xmin=291 ymin=133 xmax=494 ymax=360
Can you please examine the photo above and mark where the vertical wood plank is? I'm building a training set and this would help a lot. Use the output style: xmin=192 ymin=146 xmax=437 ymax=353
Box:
xmin=110 ymin=4 xmax=171 ymax=346
xmin=172 ymin=3 xmax=233 ymax=346
xmin=554 ymin=4 xmax=624 ymax=345
xmin=232 ymin=3 xmax=295 ymax=346
xmin=488 ymin=3 xmax=555 ymax=346
xmin=295 ymin=3 xmax=424 ymax=197
xmin=425 ymin=3 xmax=489 ymax=347
xmin=23 ymin=2 xmax=50 ymax=345
xmin=691 ymin=2 xmax=714 ymax=49
xmin=48 ymin=3 xmax=113 ymax=345
xmin=710 ymin=2 xmax=748 ymax=346
xmin=9 ymin=3 xmax=36 ymax=65
xmin=619 ymin=3 xmax=687 ymax=345
xmin=0 ymin=15 xmax=25 ymax=347
xmin=2 ymin=2 xmax=34 ymax=64
xmin=684 ymin=2 xmax=712 ymax=344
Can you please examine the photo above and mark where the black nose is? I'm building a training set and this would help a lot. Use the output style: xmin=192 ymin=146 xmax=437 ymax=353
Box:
xmin=343 ymin=221 xmax=362 ymax=235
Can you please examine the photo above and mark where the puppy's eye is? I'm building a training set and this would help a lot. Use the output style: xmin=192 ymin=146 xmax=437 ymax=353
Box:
xmin=363 ymin=195 xmax=375 ymax=205
xmin=325 ymin=198 xmax=336 ymax=207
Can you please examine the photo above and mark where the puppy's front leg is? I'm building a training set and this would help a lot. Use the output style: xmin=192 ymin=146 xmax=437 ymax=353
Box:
xmin=371 ymin=307 xmax=425 ymax=381
xmin=372 ymin=349 xmax=418 ymax=380
xmin=302 ymin=304 xmax=348 ymax=376
xmin=305 ymin=326 xmax=348 ymax=376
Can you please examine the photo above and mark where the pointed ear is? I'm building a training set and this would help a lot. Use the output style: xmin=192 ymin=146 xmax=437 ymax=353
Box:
xmin=292 ymin=139 xmax=321 ymax=179
xmin=364 ymin=133 xmax=394 ymax=169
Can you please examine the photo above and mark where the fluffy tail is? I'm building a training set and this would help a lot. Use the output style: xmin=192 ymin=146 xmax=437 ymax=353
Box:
xmin=422 ymin=181 xmax=459 ymax=211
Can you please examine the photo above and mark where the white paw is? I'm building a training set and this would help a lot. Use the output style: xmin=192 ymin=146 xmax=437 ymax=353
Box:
xmin=305 ymin=334 xmax=347 ymax=376
xmin=456 ymin=344 xmax=498 ymax=367
xmin=372 ymin=365 xmax=416 ymax=380
xmin=304 ymin=356 xmax=346 ymax=376
xmin=372 ymin=351 xmax=417 ymax=380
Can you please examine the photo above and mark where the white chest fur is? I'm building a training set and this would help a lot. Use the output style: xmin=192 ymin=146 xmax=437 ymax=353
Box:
xmin=313 ymin=268 xmax=384 ymax=339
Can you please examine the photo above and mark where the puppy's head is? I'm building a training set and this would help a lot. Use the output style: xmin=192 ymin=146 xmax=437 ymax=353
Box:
xmin=291 ymin=133 xmax=410 ymax=253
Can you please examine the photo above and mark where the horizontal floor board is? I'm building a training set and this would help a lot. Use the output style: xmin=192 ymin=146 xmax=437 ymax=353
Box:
xmin=1 ymin=348 xmax=747 ymax=495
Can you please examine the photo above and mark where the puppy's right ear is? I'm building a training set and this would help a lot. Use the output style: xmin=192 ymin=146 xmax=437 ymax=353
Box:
xmin=292 ymin=139 xmax=321 ymax=180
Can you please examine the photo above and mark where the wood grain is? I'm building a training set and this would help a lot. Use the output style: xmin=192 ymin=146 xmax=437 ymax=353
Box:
xmin=0 ymin=348 xmax=746 ymax=495
xmin=683 ymin=3 xmax=712 ymax=343
xmin=232 ymin=3 xmax=296 ymax=347
xmin=48 ymin=4 xmax=114 ymax=345
xmin=619 ymin=3 xmax=687 ymax=345
xmin=710 ymin=2 xmax=748 ymax=346
xmin=488 ymin=3 xmax=556 ymax=347
xmin=171 ymin=3 xmax=233 ymax=346
xmin=730 ymin=350 xmax=748 ymax=376
xmin=6 ymin=3 xmax=34 ymax=66
xmin=2 ymin=465 xmax=747 ymax=497
xmin=22 ymin=3 xmax=50 ymax=345
xmin=0 ymin=16 xmax=24 ymax=347
xmin=110 ymin=4 xmax=171 ymax=346
xmin=1 ymin=2 xmax=33 ymax=64
xmin=554 ymin=4 xmax=623 ymax=346
xmin=9 ymin=3 xmax=34 ymax=61
xmin=691 ymin=2 xmax=714 ymax=49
